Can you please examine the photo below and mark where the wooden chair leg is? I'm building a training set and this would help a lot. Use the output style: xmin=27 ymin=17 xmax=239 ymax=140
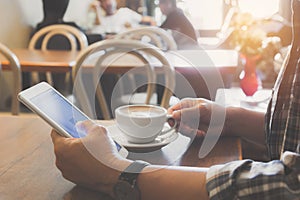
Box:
xmin=46 ymin=72 xmax=53 ymax=86
xmin=30 ymin=72 xmax=40 ymax=85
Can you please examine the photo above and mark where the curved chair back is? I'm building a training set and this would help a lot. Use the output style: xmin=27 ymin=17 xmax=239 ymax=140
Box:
xmin=115 ymin=26 xmax=177 ymax=51
xmin=72 ymin=39 xmax=175 ymax=119
xmin=29 ymin=24 xmax=89 ymax=85
xmin=0 ymin=43 xmax=22 ymax=115
xmin=29 ymin=24 xmax=88 ymax=51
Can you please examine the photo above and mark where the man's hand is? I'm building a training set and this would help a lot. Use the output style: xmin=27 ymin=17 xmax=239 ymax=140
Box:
xmin=51 ymin=120 xmax=131 ymax=197
xmin=168 ymin=98 xmax=226 ymax=136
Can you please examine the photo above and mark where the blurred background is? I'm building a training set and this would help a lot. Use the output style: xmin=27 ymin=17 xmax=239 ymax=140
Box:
xmin=0 ymin=0 xmax=291 ymax=48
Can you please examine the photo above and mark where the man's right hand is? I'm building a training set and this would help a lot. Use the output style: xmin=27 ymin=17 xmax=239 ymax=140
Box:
xmin=167 ymin=98 xmax=226 ymax=136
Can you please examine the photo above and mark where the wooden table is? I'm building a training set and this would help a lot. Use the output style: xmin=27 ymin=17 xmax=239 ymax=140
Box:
xmin=0 ymin=48 xmax=237 ymax=74
xmin=80 ymin=49 xmax=237 ymax=71
xmin=0 ymin=48 xmax=238 ymax=99
xmin=0 ymin=49 xmax=78 ymax=73
xmin=0 ymin=114 xmax=242 ymax=199
xmin=79 ymin=49 xmax=238 ymax=99
xmin=0 ymin=48 xmax=238 ymax=100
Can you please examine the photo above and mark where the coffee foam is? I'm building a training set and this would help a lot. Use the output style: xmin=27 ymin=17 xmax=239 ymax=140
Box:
xmin=119 ymin=105 xmax=165 ymax=118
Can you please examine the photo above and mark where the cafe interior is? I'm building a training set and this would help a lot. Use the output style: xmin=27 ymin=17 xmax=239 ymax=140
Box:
xmin=0 ymin=0 xmax=298 ymax=199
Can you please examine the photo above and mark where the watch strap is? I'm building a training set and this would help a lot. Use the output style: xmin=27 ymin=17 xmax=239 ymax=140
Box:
xmin=113 ymin=160 xmax=150 ymax=200
xmin=119 ymin=160 xmax=150 ymax=185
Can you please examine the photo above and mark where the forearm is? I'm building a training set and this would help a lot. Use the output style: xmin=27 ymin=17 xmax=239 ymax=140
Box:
xmin=224 ymin=107 xmax=268 ymax=159
xmin=224 ymin=107 xmax=265 ymax=143
xmin=138 ymin=165 xmax=209 ymax=200
xmin=101 ymin=161 xmax=209 ymax=200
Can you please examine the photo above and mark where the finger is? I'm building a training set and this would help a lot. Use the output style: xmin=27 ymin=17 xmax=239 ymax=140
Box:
xmin=167 ymin=99 xmax=190 ymax=113
xmin=79 ymin=122 xmax=109 ymax=143
xmin=180 ymin=106 xmax=200 ymax=117
xmin=167 ymin=104 xmax=180 ymax=114
xmin=180 ymin=106 xmax=201 ymax=122
xmin=76 ymin=120 xmax=98 ymax=133
xmin=171 ymin=110 xmax=182 ymax=120
xmin=171 ymin=108 xmax=198 ymax=129
xmin=168 ymin=100 xmax=186 ymax=112
xmin=177 ymin=124 xmax=197 ymax=137
xmin=196 ymin=129 xmax=206 ymax=137
xmin=50 ymin=129 xmax=64 ymax=144
xmin=170 ymin=101 xmax=194 ymax=114
xmin=80 ymin=124 xmax=119 ymax=162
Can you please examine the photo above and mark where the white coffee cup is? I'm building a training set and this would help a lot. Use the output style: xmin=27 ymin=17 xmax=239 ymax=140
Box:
xmin=115 ymin=104 xmax=176 ymax=143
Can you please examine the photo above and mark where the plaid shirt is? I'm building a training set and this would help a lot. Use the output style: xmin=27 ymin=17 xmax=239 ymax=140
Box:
xmin=206 ymin=3 xmax=300 ymax=198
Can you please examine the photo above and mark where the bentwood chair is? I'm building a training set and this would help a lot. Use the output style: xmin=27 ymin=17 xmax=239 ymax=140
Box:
xmin=72 ymin=39 xmax=175 ymax=120
xmin=0 ymin=43 xmax=22 ymax=115
xmin=115 ymin=27 xmax=178 ymax=105
xmin=115 ymin=26 xmax=177 ymax=51
xmin=29 ymin=24 xmax=89 ymax=85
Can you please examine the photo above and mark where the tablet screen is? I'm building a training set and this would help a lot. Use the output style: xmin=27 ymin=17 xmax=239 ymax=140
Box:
xmin=29 ymin=87 xmax=123 ymax=151
xmin=30 ymin=88 xmax=88 ymax=138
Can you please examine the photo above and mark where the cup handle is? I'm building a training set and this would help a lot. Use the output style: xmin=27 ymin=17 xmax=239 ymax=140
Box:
xmin=160 ymin=114 xmax=177 ymax=135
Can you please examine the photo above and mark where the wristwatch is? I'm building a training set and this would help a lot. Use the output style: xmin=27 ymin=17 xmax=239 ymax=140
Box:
xmin=113 ymin=160 xmax=150 ymax=200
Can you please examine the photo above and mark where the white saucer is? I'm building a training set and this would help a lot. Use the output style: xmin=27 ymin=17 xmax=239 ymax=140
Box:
xmin=241 ymin=96 xmax=270 ymax=104
xmin=107 ymin=124 xmax=178 ymax=152
xmin=241 ymin=89 xmax=272 ymax=105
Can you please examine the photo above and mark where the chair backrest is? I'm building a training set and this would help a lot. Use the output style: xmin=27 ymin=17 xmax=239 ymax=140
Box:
xmin=72 ymin=39 xmax=175 ymax=119
xmin=0 ymin=43 xmax=22 ymax=115
xmin=29 ymin=24 xmax=89 ymax=51
xmin=115 ymin=26 xmax=177 ymax=51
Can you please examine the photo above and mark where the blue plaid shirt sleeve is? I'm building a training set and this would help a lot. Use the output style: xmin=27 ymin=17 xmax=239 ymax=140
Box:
xmin=206 ymin=151 xmax=300 ymax=200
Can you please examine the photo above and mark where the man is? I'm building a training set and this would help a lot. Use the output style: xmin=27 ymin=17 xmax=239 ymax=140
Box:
xmin=51 ymin=0 xmax=300 ymax=199
xmin=34 ymin=0 xmax=102 ymax=44
xmin=159 ymin=0 xmax=198 ymax=46
xmin=90 ymin=0 xmax=154 ymax=35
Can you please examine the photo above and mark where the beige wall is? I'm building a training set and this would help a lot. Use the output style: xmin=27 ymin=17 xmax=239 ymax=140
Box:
xmin=0 ymin=0 xmax=93 ymax=110
xmin=0 ymin=0 xmax=93 ymax=48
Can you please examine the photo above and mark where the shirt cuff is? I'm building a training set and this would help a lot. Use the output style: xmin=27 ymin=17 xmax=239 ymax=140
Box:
xmin=206 ymin=159 xmax=252 ymax=200
xmin=206 ymin=151 xmax=300 ymax=200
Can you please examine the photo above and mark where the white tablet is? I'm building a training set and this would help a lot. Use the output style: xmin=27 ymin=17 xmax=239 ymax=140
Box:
xmin=18 ymin=82 xmax=128 ymax=157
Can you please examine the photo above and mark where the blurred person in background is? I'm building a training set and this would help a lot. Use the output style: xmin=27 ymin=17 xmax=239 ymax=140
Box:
xmin=28 ymin=0 xmax=102 ymax=91
xmin=159 ymin=0 xmax=198 ymax=48
xmin=89 ymin=0 xmax=154 ymax=37
xmin=32 ymin=0 xmax=103 ymax=46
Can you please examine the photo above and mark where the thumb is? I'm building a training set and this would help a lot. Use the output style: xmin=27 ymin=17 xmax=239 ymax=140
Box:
xmin=75 ymin=120 xmax=97 ymax=132
xmin=50 ymin=129 xmax=64 ymax=144
xmin=179 ymin=106 xmax=201 ymax=121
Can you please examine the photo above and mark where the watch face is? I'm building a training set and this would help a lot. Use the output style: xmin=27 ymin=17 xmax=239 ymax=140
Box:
xmin=113 ymin=180 xmax=140 ymax=200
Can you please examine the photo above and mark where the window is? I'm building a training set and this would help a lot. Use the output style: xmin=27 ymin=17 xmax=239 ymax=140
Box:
xmin=179 ymin=0 xmax=224 ymax=30
xmin=153 ymin=0 xmax=223 ymax=29
xmin=238 ymin=0 xmax=279 ymax=19
xmin=153 ymin=0 xmax=280 ymax=31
